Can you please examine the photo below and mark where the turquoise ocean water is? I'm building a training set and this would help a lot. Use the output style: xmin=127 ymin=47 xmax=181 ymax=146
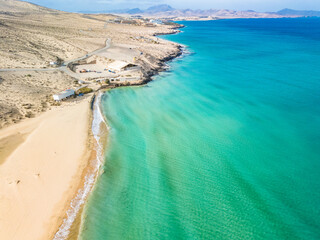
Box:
xmin=80 ymin=19 xmax=320 ymax=239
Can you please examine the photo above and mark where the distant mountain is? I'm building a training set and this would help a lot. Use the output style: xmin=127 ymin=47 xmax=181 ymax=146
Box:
xmin=277 ymin=8 xmax=320 ymax=17
xmin=136 ymin=8 xmax=283 ymax=19
xmin=92 ymin=4 xmax=175 ymax=15
xmin=127 ymin=8 xmax=143 ymax=14
xmin=77 ymin=4 xmax=320 ymax=19
xmin=99 ymin=5 xmax=281 ymax=19
xmin=145 ymin=4 xmax=175 ymax=13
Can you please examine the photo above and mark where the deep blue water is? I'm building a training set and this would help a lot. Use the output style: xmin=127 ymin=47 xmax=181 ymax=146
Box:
xmin=80 ymin=18 xmax=320 ymax=239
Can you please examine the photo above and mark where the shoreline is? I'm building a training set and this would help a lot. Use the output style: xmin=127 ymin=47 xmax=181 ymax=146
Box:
xmin=54 ymin=31 xmax=186 ymax=239
xmin=53 ymin=93 xmax=108 ymax=240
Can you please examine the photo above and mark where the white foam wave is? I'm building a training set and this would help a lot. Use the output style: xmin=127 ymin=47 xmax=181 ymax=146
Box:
xmin=53 ymin=93 xmax=106 ymax=240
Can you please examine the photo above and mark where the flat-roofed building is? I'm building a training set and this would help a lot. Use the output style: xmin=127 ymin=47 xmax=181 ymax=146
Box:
xmin=53 ymin=89 xmax=75 ymax=101
xmin=108 ymin=61 xmax=137 ymax=72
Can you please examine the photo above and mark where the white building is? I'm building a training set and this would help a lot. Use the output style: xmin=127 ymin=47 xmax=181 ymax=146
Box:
xmin=149 ymin=19 xmax=163 ymax=25
xmin=53 ymin=89 xmax=75 ymax=101
xmin=108 ymin=61 xmax=137 ymax=72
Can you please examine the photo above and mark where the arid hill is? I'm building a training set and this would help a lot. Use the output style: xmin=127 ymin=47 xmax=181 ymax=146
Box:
xmin=0 ymin=0 xmax=114 ymax=69
xmin=0 ymin=0 xmax=180 ymax=128
xmin=0 ymin=0 xmax=57 ymax=13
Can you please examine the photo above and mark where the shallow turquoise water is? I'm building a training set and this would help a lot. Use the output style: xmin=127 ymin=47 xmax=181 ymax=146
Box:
xmin=80 ymin=19 xmax=320 ymax=239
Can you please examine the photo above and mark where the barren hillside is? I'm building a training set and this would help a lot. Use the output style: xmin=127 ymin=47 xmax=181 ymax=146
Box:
xmin=0 ymin=0 xmax=57 ymax=13
xmin=0 ymin=0 xmax=180 ymax=128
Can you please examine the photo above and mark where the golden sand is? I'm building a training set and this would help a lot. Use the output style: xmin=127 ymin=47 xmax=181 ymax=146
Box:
xmin=0 ymin=98 xmax=91 ymax=240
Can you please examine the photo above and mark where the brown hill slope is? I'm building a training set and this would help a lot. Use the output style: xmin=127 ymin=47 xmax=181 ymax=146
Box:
xmin=0 ymin=0 xmax=57 ymax=13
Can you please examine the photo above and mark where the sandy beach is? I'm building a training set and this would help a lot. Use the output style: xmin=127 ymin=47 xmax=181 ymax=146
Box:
xmin=0 ymin=98 xmax=92 ymax=240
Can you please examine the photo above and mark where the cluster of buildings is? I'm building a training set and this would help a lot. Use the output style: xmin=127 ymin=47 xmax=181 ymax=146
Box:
xmin=76 ymin=59 xmax=138 ymax=74
xmin=107 ymin=17 xmax=163 ymax=27
xmin=52 ymin=46 xmax=144 ymax=101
